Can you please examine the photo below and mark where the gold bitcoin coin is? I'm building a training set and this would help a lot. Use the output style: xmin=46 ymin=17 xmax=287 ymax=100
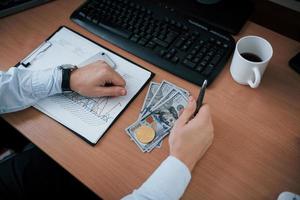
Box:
xmin=135 ymin=125 xmax=155 ymax=144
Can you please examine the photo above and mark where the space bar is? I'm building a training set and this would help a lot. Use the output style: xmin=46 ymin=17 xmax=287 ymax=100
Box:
xmin=98 ymin=21 xmax=132 ymax=39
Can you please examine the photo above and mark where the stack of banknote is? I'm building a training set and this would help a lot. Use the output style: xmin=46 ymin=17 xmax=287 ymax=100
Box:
xmin=125 ymin=81 xmax=189 ymax=152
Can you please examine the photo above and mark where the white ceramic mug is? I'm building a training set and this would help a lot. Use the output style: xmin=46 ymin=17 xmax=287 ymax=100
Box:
xmin=230 ymin=36 xmax=273 ymax=88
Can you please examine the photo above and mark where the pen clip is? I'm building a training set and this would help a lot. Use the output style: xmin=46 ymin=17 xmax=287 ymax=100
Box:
xmin=21 ymin=41 xmax=52 ymax=67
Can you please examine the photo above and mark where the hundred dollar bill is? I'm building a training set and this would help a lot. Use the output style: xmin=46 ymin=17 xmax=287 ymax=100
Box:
xmin=142 ymin=88 xmax=177 ymax=118
xmin=139 ymin=82 xmax=160 ymax=118
xmin=141 ymin=80 xmax=188 ymax=118
xmin=126 ymin=115 xmax=171 ymax=152
xmin=143 ymin=81 xmax=175 ymax=115
xmin=144 ymin=91 xmax=188 ymax=152
xmin=126 ymin=91 xmax=188 ymax=152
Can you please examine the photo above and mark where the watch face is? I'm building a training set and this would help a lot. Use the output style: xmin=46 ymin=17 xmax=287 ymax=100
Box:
xmin=60 ymin=64 xmax=77 ymax=69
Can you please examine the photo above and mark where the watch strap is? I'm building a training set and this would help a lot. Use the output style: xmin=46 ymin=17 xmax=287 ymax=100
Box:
xmin=61 ymin=68 xmax=72 ymax=92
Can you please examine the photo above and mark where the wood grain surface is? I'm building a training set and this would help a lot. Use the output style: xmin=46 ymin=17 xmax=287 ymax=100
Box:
xmin=0 ymin=0 xmax=299 ymax=199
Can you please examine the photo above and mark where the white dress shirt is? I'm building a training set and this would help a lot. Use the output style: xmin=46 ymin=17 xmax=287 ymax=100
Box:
xmin=0 ymin=67 xmax=62 ymax=114
xmin=0 ymin=67 xmax=192 ymax=200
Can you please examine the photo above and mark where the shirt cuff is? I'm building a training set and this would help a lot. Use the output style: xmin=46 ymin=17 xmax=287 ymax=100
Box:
xmin=31 ymin=67 xmax=62 ymax=98
xmin=129 ymin=156 xmax=191 ymax=200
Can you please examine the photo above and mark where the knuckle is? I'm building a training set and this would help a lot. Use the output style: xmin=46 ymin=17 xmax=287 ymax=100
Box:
xmin=100 ymin=66 xmax=110 ymax=73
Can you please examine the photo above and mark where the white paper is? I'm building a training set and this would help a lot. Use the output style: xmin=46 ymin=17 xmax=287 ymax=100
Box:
xmin=25 ymin=27 xmax=152 ymax=144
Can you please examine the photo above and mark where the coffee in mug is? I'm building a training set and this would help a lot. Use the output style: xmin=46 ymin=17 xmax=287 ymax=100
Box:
xmin=240 ymin=52 xmax=262 ymax=62
xmin=230 ymin=36 xmax=273 ymax=88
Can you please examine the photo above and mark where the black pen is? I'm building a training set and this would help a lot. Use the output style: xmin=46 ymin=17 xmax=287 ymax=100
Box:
xmin=194 ymin=80 xmax=208 ymax=115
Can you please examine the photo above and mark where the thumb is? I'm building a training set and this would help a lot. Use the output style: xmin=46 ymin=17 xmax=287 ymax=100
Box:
xmin=93 ymin=86 xmax=127 ymax=97
xmin=175 ymin=96 xmax=196 ymax=127
xmin=191 ymin=104 xmax=211 ymax=125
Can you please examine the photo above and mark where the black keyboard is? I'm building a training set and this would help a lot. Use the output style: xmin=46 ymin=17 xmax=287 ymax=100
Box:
xmin=71 ymin=0 xmax=235 ymax=86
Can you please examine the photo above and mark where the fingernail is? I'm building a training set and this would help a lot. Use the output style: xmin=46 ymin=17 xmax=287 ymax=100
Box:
xmin=121 ymin=89 xmax=126 ymax=96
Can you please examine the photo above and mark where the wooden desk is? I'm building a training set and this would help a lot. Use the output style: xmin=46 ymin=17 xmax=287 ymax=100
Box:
xmin=0 ymin=0 xmax=299 ymax=199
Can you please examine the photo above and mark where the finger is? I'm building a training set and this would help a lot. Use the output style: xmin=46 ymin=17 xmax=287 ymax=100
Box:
xmin=176 ymin=96 xmax=196 ymax=127
xmin=191 ymin=104 xmax=211 ymax=125
xmin=93 ymin=61 xmax=125 ymax=86
xmin=110 ymin=71 xmax=126 ymax=86
xmin=92 ymin=86 xmax=127 ymax=97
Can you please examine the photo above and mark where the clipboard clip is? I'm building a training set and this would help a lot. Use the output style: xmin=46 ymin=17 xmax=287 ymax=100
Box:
xmin=21 ymin=41 xmax=52 ymax=67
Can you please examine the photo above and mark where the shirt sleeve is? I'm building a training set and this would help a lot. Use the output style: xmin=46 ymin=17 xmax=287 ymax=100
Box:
xmin=0 ymin=67 xmax=62 ymax=114
xmin=122 ymin=156 xmax=191 ymax=200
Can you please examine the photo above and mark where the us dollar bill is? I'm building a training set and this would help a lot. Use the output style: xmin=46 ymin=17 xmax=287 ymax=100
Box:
xmin=144 ymin=91 xmax=188 ymax=152
xmin=125 ymin=81 xmax=190 ymax=152
xmin=125 ymin=115 xmax=171 ymax=152
xmin=139 ymin=82 xmax=160 ymax=118
xmin=141 ymin=80 xmax=188 ymax=118
xmin=142 ymin=88 xmax=177 ymax=118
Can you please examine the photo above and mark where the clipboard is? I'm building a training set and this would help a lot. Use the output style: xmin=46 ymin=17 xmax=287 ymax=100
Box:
xmin=16 ymin=26 xmax=154 ymax=145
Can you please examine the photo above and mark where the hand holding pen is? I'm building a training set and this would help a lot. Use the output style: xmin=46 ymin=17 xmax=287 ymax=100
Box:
xmin=170 ymin=79 xmax=213 ymax=171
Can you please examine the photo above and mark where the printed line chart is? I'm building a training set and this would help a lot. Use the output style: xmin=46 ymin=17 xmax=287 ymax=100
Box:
xmin=64 ymin=92 xmax=122 ymax=123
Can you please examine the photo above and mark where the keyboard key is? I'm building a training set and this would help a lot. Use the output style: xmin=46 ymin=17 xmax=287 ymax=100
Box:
xmin=203 ymin=55 xmax=211 ymax=62
xmin=211 ymin=54 xmax=221 ymax=65
xmin=165 ymin=53 xmax=172 ymax=59
xmin=145 ymin=34 xmax=152 ymax=40
xmin=183 ymin=59 xmax=196 ymax=69
xmin=176 ymin=22 xmax=182 ymax=28
xmin=145 ymin=41 xmax=156 ymax=49
xmin=194 ymin=45 xmax=201 ymax=50
xmin=79 ymin=11 xmax=86 ymax=17
xmin=196 ymin=52 xmax=203 ymax=58
xmin=195 ymin=65 xmax=204 ymax=73
xmin=169 ymin=48 xmax=177 ymax=55
xmin=186 ymin=54 xmax=193 ymax=60
xmin=193 ymin=57 xmax=200 ymax=63
xmin=174 ymin=38 xmax=184 ymax=48
xmin=200 ymin=47 xmax=207 ymax=53
xmin=181 ymin=45 xmax=189 ymax=51
xmin=158 ymin=34 xmax=165 ymax=40
xmin=186 ymin=40 xmax=192 ymax=46
xmin=165 ymin=34 xmax=177 ymax=43
xmin=138 ymin=38 xmax=148 ymax=46
xmin=152 ymin=37 xmax=169 ymax=47
xmin=207 ymin=50 xmax=215 ymax=57
xmin=171 ymin=56 xmax=179 ymax=63
xmin=159 ymin=50 xmax=166 ymax=56
xmin=190 ymin=49 xmax=197 ymax=55
xmin=202 ymin=64 xmax=214 ymax=76
xmin=130 ymin=34 xmax=140 ymax=42
xmin=98 ymin=21 xmax=132 ymax=38
xmin=199 ymin=61 xmax=207 ymax=68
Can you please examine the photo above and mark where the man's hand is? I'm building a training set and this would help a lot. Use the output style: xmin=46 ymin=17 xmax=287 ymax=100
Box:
xmin=70 ymin=61 xmax=126 ymax=97
xmin=169 ymin=96 xmax=214 ymax=172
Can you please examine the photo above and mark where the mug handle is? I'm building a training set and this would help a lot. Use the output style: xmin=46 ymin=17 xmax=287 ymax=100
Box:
xmin=248 ymin=67 xmax=261 ymax=88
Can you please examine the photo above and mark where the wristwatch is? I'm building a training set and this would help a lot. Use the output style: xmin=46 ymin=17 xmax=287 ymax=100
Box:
xmin=59 ymin=64 xmax=78 ymax=92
